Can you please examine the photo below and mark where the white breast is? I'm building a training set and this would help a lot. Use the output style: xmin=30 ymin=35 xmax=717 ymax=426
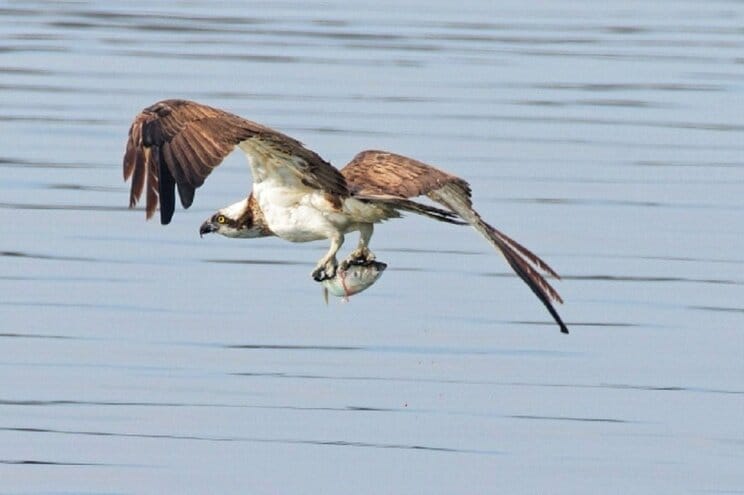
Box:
xmin=238 ymin=137 xmax=389 ymax=242
xmin=253 ymin=182 xmax=341 ymax=242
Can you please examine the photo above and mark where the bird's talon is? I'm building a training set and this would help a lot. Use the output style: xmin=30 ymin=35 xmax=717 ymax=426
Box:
xmin=312 ymin=259 xmax=338 ymax=282
xmin=345 ymin=248 xmax=376 ymax=266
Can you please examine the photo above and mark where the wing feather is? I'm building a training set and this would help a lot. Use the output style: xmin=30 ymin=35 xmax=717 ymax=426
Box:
xmin=128 ymin=145 xmax=146 ymax=208
xmin=342 ymin=150 xmax=468 ymax=198
xmin=182 ymin=127 xmax=221 ymax=167
xmin=122 ymin=99 xmax=348 ymax=224
xmin=145 ymin=149 xmax=159 ymax=218
xmin=160 ymin=144 xmax=186 ymax=185
xmin=170 ymin=138 xmax=203 ymax=186
xmin=429 ymin=183 xmax=569 ymax=334
xmin=122 ymin=119 xmax=140 ymax=181
xmin=155 ymin=147 xmax=177 ymax=223
xmin=342 ymin=150 xmax=568 ymax=334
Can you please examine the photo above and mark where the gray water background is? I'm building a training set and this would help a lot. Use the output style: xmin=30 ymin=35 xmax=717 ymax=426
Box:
xmin=1 ymin=1 xmax=743 ymax=493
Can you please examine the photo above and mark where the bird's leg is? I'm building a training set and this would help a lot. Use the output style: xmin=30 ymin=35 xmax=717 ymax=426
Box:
xmin=341 ymin=224 xmax=376 ymax=270
xmin=312 ymin=232 xmax=344 ymax=281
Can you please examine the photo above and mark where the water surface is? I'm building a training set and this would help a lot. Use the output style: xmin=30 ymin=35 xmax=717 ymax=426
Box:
xmin=1 ymin=1 xmax=743 ymax=493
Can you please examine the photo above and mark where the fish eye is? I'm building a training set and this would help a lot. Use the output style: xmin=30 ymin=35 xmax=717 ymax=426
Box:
xmin=216 ymin=215 xmax=226 ymax=224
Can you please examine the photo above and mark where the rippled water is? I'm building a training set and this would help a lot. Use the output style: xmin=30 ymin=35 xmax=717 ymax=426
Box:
xmin=1 ymin=1 xmax=743 ymax=493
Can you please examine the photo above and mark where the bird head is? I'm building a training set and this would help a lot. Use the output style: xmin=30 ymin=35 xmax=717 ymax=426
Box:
xmin=199 ymin=199 xmax=268 ymax=239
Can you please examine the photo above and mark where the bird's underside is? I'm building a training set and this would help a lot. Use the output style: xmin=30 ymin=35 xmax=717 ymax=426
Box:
xmin=123 ymin=99 xmax=569 ymax=333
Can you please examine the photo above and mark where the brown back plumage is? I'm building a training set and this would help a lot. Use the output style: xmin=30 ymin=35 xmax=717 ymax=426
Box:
xmin=122 ymin=99 xmax=348 ymax=224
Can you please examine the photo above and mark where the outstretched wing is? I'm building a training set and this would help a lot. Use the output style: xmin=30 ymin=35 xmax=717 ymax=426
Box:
xmin=342 ymin=149 xmax=467 ymax=199
xmin=123 ymin=99 xmax=349 ymax=224
xmin=342 ymin=150 xmax=568 ymax=334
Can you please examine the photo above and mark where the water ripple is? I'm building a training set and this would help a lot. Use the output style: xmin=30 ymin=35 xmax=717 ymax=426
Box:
xmin=509 ymin=415 xmax=628 ymax=423
xmin=0 ymin=459 xmax=111 ymax=466
xmin=0 ymin=202 xmax=130 ymax=212
xmin=0 ymin=427 xmax=498 ymax=456
xmin=230 ymin=372 xmax=744 ymax=395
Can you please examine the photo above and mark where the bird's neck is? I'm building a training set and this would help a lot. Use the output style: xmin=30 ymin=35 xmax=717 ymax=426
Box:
xmin=243 ymin=193 xmax=274 ymax=237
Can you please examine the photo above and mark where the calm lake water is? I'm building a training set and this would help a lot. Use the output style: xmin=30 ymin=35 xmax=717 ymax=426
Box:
xmin=1 ymin=1 xmax=743 ymax=493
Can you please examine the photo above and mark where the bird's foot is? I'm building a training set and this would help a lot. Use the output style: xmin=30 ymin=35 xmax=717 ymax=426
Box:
xmin=340 ymin=247 xmax=376 ymax=271
xmin=312 ymin=257 xmax=338 ymax=282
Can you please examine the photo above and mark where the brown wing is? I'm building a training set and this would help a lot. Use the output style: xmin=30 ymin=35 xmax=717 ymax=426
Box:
xmin=342 ymin=150 xmax=470 ymax=198
xmin=341 ymin=150 xmax=569 ymax=334
xmin=123 ymin=99 xmax=348 ymax=224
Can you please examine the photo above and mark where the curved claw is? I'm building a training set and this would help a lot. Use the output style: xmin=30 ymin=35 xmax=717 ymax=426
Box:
xmin=342 ymin=248 xmax=376 ymax=269
xmin=312 ymin=258 xmax=338 ymax=282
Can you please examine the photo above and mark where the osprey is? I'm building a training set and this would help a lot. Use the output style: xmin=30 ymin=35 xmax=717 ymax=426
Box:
xmin=123 ymin=99 xmax=569 ymax=333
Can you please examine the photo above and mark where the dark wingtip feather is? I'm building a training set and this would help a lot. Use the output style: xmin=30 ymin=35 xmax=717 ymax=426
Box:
xmin=177 ymin=183 xmax=195 ymax=209
xmin=157 ymin=149 xmax=176 ymax=225
xmin=490 ymin=227 xmax=562 ymax=280
xmin=501 ymin=246 xmax=569 ymax=334
xmin=428 ymin=184 xmax=568 ymax=334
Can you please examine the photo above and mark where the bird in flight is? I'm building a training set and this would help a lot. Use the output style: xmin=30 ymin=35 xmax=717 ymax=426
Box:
xmin=123 ymin=99 xmax=568 ymax=333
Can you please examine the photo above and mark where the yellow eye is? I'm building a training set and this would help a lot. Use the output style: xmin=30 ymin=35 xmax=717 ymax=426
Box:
xmin=216 ymin=215 xmax=226 ymax=224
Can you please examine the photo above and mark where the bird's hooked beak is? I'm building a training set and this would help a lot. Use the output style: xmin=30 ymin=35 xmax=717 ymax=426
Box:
xmin=199 ymin=220 xmax=216 ymax=238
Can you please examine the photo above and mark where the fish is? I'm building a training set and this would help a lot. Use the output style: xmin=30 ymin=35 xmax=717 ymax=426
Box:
xmin=322 ymin=260 xmax=387 ymax=302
